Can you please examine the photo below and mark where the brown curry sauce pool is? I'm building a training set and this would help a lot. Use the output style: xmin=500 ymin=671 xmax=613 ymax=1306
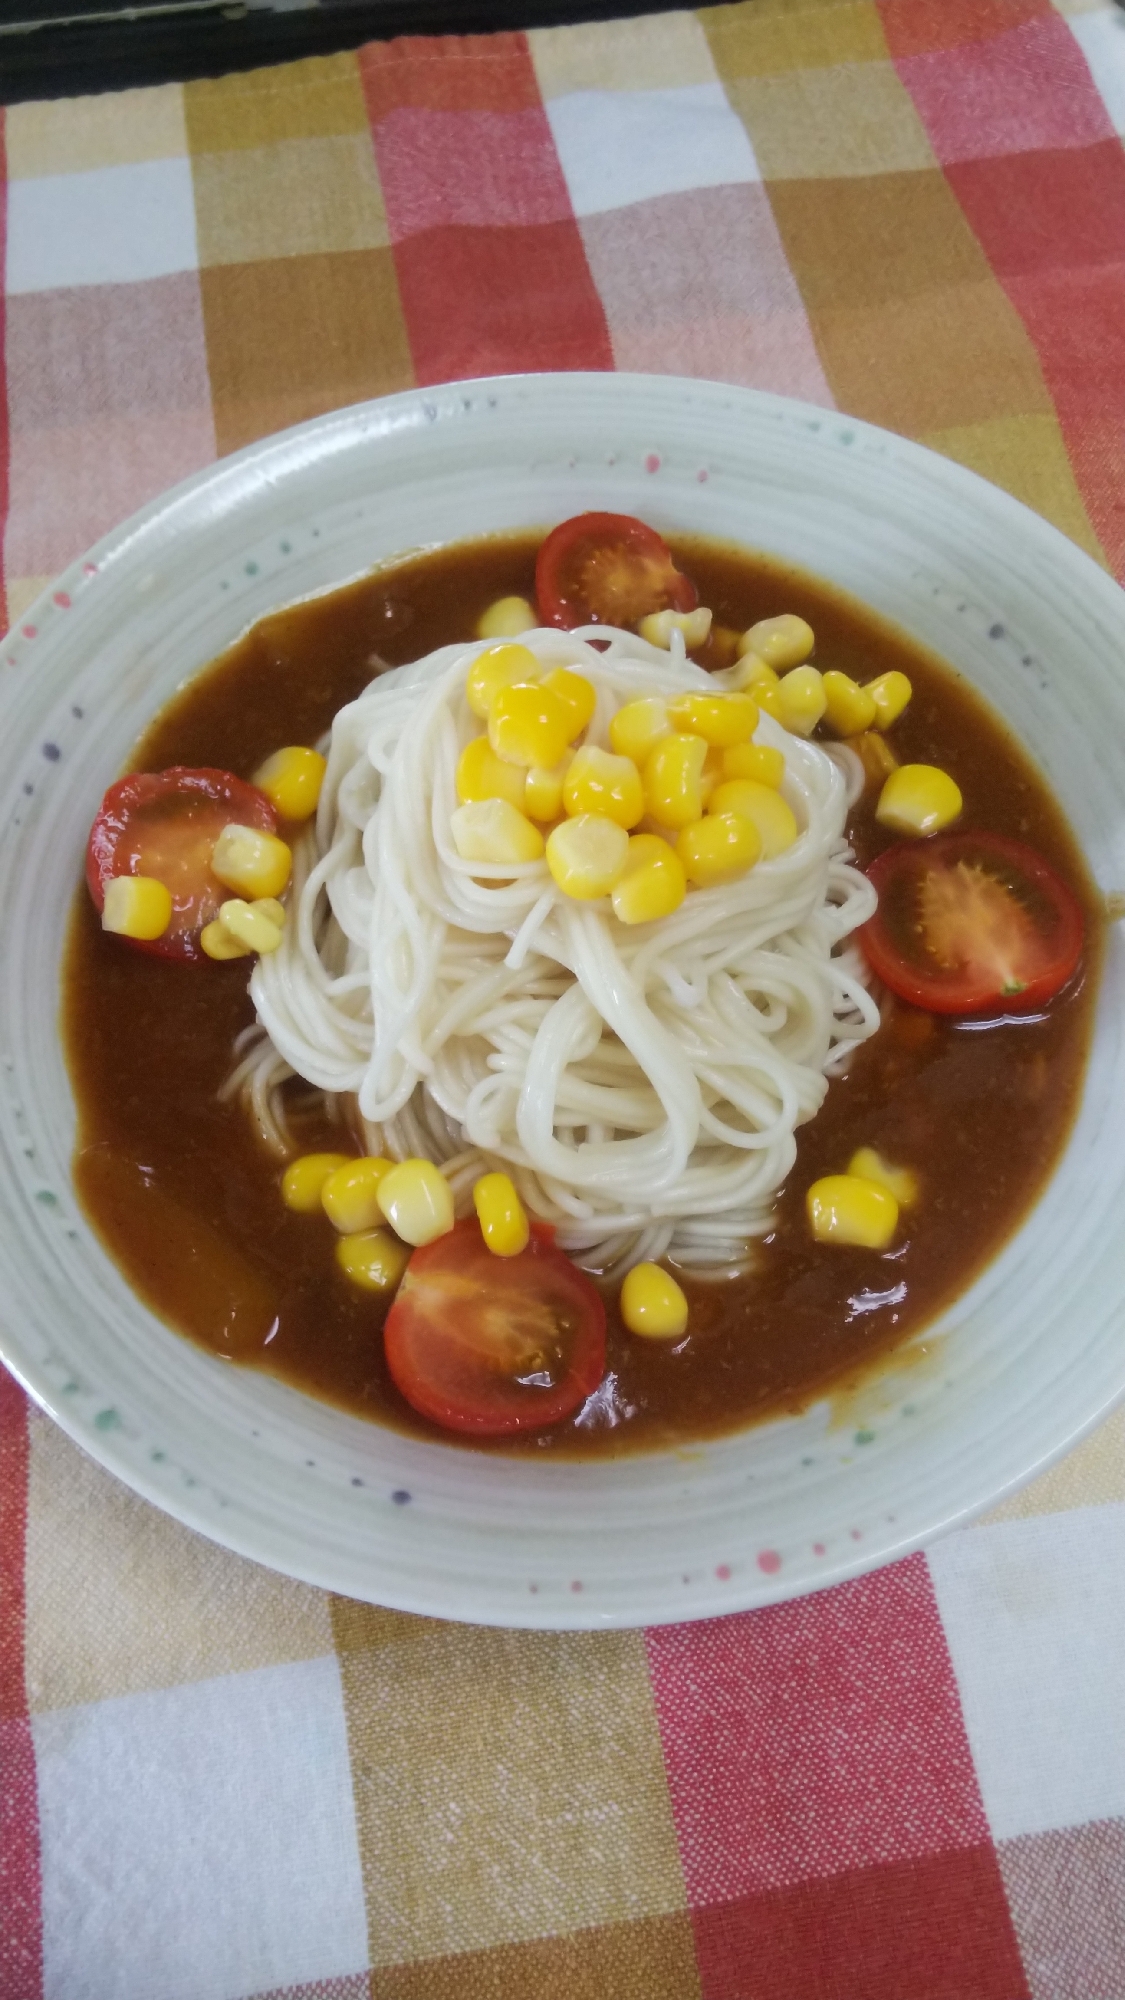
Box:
xmin=64 ymin=534 xmax=1100 ymax=1455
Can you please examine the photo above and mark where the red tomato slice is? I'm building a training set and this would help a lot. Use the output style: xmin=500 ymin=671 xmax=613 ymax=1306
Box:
xmin=86 ymin=767 xmax=277 ymax=963
xmin=860 ymin=833 xmax=1084 ymax=1016
xmin=384 ymin=1219 xmax=606 ymax=1434
xmin=536 ymin=512 xmax=698 ymax=631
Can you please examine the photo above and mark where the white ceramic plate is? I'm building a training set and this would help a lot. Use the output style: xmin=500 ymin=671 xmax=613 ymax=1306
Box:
xmin=3 ymin=374 xmax=1125 ymax=1629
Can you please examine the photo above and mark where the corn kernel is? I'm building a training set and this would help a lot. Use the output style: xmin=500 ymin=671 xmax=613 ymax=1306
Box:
xmin=700 ymin=745 xmax=724 ymax=805
xmin=611 ymin=833 xmax=687 ymax=925
xmin=620 ymin=1262 xmax=689 ymax=1339
xmin=753 ymin=679 xmax=784 ymax=722
xmin=677 ymin=811 xmax=761 ymax=887
xmin=473 ymin=1172 xmax=530 ymax=1257
xmin=638 ymin=607 xmax=713 ymax=650
xmin=642 ymin=732 xmax=709 ymax=829
xmin=524 ymin=759 xmax=570 ymax=822
xmin=476 ymin=596 xmax=537 ymax=640
xmin=609 ymin=696 xmax=671 ymax=765
xmin=546 ymin=813 xmax=630 ymax=899
xmin=252 ymin=746 xmax=326 ymax=821
xmin=101 ymin=874 xmax=173 ymax=941
xmin=211 ymin=823 xmax=292 ymax=900
xmin=563 ymin=745 xmax=644 ymax=829
xmin=807 ymin=1174 xmax=898 ymax=1249
xmin=335 ymin=1228 xmax=412 ymax=1293
xmin=708 ymin=779 xmax=798 ymax=859
xmin=466 ymin=643 xmax=539 ymax=720
xmin=775 ymin=665 xmax=827 ymax=738
xmin=821 ymin=670 xmax=877 ymax=737
xmin=200 ymin=920 xmax=252 ymax=961
xmin=847 ymin=731 xmax=899 ymax=787
xmin=740 ymin=613 xmax=815 ymax=671
xmin=489 ymin=681 xmax=573 ymax=769
xmin=731 ymin=653 xmax=781 ymax=694
xmin=876 ymin=764 xmax=962 ymax=837
xmin=541 ymin=667 xmax=596 ymax=739
xmin=321 ymin=1155 xmax=395 ymax=1234
xmin=456 ymin=734 xmax=528 ymax=811
xmin=252 ymin=899 xmax=287 ymax=928
xmin=667 ymin=690 xmax=758 ymax=747
xmin=721 ymin=742 xmax=785 ymax=788
xmin=867 ymin=670 xmax=913 ymax=728
xmin=450 ymin=799 xmax=545 ymax=864
xmin=848 ymin=1147 xmax=920 ymax=1209
xmin=217 ymin=898 xmax=285 ymax=954
xmin=281 ymin=1152 xmax=353 ymax=1213
xmin=377 ymin=1158 xmax=456 ymax=1246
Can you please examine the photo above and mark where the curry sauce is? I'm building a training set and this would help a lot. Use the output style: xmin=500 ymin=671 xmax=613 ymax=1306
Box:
xmin=63 ymin=534 xmax=1100 ymax=1454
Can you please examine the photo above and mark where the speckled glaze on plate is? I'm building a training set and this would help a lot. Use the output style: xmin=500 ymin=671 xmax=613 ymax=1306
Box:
xmin=2 ymin=374 xmax=1125 ymax=1629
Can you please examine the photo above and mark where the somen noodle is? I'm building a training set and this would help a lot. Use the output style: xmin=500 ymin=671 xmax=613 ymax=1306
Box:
xmin=227 ymin=625 xmax=880 ymax=1277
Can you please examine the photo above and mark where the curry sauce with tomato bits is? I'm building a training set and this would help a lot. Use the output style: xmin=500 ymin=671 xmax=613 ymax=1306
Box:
xmin=64 ymin=533 xmax=1100 ymax=1455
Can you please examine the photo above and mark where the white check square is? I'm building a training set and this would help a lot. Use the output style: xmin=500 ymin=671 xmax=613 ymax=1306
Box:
xmin=546 ymin=82 xmax=761 ymax=220
xmin=1066 ymin=5 xmax=1125 ymax=135
xmin=6 ymin=157 xmax=198 ymax=295
xmin=928 ymin=1505 xmax=1125 ymax=1842
xmin=35 ymin=1656 xmax=367 ymax=2000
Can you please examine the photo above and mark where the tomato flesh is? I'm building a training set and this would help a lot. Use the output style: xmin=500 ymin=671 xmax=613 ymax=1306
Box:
xmin=536 ymin=511 xmax=698 ymax=631
xmin=86 ymin=767 xmax=277 ymax=963
xmin=384 ymin=1220 xmax=606 ymax=1434
xmin=860 ymin=833 xmax=1084 ymax=1015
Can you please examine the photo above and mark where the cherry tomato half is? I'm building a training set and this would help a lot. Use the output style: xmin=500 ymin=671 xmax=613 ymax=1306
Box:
xmin=384 ymin=1219 xmax=606 ymax=1434
xmin=860 ymin=832 xmax=1084 ymax=1016
xmin=535 ymin=511 xmax=698 ymax=631
xmin=86 ymin=767 xmax=277 ymax=963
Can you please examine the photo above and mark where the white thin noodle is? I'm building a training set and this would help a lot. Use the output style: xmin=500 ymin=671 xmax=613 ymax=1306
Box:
xmin=240 ymin=625 xmax=880 ymax=1278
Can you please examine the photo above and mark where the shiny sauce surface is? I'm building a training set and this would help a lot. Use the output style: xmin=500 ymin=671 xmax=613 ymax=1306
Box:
xmin=64 ymin=534 xmax=1100 ymax=1454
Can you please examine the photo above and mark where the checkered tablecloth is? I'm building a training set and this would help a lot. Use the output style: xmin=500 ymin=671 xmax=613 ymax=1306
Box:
xmin=3 ymin=3 xmax=1125 ymax=1995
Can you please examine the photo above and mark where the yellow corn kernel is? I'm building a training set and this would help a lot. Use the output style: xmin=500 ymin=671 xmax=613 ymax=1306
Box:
xmin=252 ymin=898 xmax=287 ymax=928
xmin=667 ymin=690 xmax=758 ymax=748
xmin=642 ymin=732 xmax=709 ymax=830
xmin=721 ymin=742 xmax=785 ymax=788
xmin=488 ymin=681 xmax=573 ymax=769
xmin=807 ymin=1173 xmax=898 ymax=1249
xmin=821 ymin=670 xmax=877 ymax=737
xmin=848 ymin=730 xmax=899 ymax=787
xmin=611 ymin=833 xmax=687 ymax=925
xmin=677 ymin=811 xmax=761 ymax=888
xmin=335 ymin=1228 xmax=411 ymax=1294
xmin=609 ymin=696 xmax=671 ymax=765
xmin=216 ymin=898 xmax=285 ymax=955
xmin=211 ymin=822 xmax=292 ymax=900
xmin=101 ymin=874 xmax=173 ymax=941
xmin=321 ymin=1155 xmax=395 ymax=1234
xmin=524 ymin=759 xmax=570 ymax=822
xmin=281 ymin=1152 xmax=352 ymax=1213
xmin=473 ymin=1171 xmax=530 ymax=1257
xmin=775 ymin=665 xmax=827 ymax=738
xmin=700 ymin=745 xmax=724 ymax=805
xmin=377 ymin=1158 xmax=456 ymax=1246
xmin=450 ymin=799 xmax=545 ymax=865
xmin=541 ymin=667 xmax=596 ymax=739
xmin=476 ymin=595 xmax=537 ymax=640
xmin=546 ymin=813 xmax=630 ymax=899
xmin=867 ymin=669 xmax=913 ymax=729
xmin=876 ymin=764 xmax=962 ymax=837
xmin=456 ymin=734 xmax=528 ymax=811
xmin=200 ymin=920 xmax=252 ymax=961
xmin=731 ymin=653 xmax=781 ymax=694
xmin=708 ymin=779 xmax=798 ymax=859
xmin=848 ymin=1146 xmax=920 ymax=1209
xmin=620 ymin=1262 xmax=689 ymax=1339
xmin=466 ymin=642 xmax=539 ymax=720
xmin=252 ymin=746 xmax=326 ymax=821
xmin=638 ymin=607 xmax=713 ymax=650
xmin=563 ymin=744 xmax=644 ymax=829
xmin=740 ymin=613 xmax=815 ymax=671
